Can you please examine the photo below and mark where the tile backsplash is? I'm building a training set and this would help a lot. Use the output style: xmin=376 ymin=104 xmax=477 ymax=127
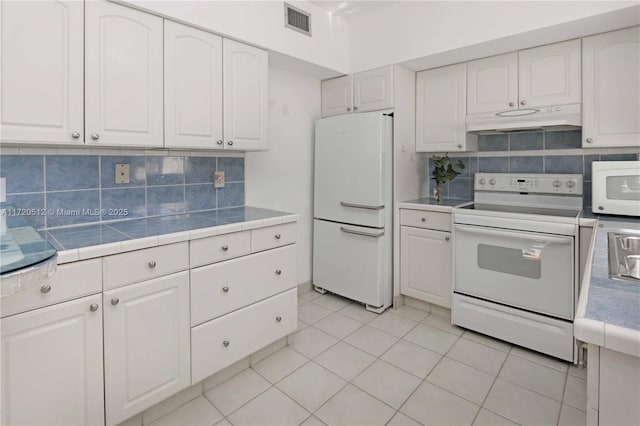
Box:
xmin=428 ymin=130 xmax=639 ymax=207
xmin=0 ymin=153 xmax=244 ymax=229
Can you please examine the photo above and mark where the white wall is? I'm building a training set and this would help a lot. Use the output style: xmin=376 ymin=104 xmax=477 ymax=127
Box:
xmin=245 ymin=66 xmax=321 ymax=285
xmin=347 ymin=1 xmax=640 ymax=72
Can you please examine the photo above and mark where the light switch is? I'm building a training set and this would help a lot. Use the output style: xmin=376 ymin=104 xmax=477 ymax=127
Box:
xmin=214 ymin=171 xmax=225 ymax=188
xmin=115 ymin=164 xmax=130 ymax=184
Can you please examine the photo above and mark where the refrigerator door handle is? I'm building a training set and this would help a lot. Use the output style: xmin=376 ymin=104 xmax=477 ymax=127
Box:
xmin=340 ymin=226 xmax=385 ymax=238
xmin=340 ymin=202 xmax=384 ymax=210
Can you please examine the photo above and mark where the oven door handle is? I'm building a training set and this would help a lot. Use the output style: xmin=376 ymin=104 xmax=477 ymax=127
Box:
xmin=454 ymin=224 xmax=573 ymax=245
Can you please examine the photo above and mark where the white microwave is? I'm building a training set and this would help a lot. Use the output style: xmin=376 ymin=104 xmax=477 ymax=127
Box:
xmin=592 ymin=161 xmax=640 ymax=216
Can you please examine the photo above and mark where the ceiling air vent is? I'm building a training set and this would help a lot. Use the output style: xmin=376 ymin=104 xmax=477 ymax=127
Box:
xmin=284 ymin=3 xmax=311 ymax=36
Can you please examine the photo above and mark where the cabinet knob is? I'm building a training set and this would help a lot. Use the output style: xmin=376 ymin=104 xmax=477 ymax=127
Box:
xmin=509 ymin=102 xmax=515 ymax=107
xmin=520 ymin=100 xmax=526 ymax=106
xmin=111 ymin=297 xmax=120 ymax=306
xmin=222 ymin=286 xmax=229 ymax=293
xmin=222 ymin=245 xmax=229 ymax=251
xmin=90 ymin=304 xmax=99 ymax=312
xmin=586 ymin=137 xmax=593 ymax=144
xmin=72 ymin=132 xmax=80 ymax=139
xmin=40 ymin=284 xmax=52 ymax=293
xmin=91 ymin=133 xmax=100 ymax=140
xmin=275 ymin=233 xmax=281 ymax=240
xmin=223 ymin=340 xmax=230 ymax=347
xmin=346 ymin=107 xmax=352 ymax=112
xmin=216 ymin=140 xmax=223 ymax=145
xmin=457 ymin=144 xmax=462 ymax=149
xmin=421 ymin=217 xmax=426 ymax=222
xmin=445 ymin=236 xmax=450 ymax=241
xmin=227 ymin=141 xmax=234 ymax=146
xmin=353 ymin=106 xmax=358 ymax=111
xmin=276 ymin=316 xmax=282 ymax=322
xmin=275 ymin=269 xmax=282 ymax=275
xmin=148 ymin=260 xmax=156 ymax=269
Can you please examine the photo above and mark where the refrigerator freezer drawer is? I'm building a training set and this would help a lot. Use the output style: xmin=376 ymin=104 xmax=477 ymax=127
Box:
xmin=312 ymin=219 xmax=391 ymax=309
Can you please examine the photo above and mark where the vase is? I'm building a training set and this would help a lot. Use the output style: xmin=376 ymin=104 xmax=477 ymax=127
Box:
xmin=433 ymin=184 xmax=443 ymax=202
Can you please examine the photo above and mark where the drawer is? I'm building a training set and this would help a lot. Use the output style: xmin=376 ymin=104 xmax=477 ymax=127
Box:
xmin=400 ymin=209 xmax=451 ymax=232
xmin=1 ymin=259 xmax=102 ymax=318
xmin=103 ymin=242 xmax=189 ymax=290
xmin=191 ymin=288 xmax=297 ymax=384
xmin=251 ymin=222 xmax=297 ymax=253
xmin=190 ymin=245 xmax=296 ymax=326
xmin=190 ymin=231 xmax=251 ymax=268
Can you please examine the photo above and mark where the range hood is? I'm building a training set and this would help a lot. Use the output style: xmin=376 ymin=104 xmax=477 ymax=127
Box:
xmin=466 ymin=104 xmax=581 ymax=134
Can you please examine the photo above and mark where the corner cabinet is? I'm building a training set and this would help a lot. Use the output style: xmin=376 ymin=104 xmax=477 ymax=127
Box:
xmin=416 ymin=63 xmax=475 ymax=152
xmin=0 ymin=0 xmax=84 ymax=144
xmin=399 ymin=209 xmax=452 ymax=308
xmin=85 ymin=0 xmax=164 ymax=147
xmin=321 ymin=66 xmax=394 ymax=117
xmin=223 ymin=39 xmax=269 ymax=151
xmin=583 ymin=26 xmax=640 ymax=148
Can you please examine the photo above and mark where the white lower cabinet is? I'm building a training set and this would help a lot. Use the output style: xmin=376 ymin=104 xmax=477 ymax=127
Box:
xmin=103 ymin=271 xmax=190 ymax=425
xmin=1 ymin=294 xmax=104 ymax=426
xmin=399 ymin=209 xmax=452 ymax=308
xmin=191 ymin=288 xmax=297 ymax=383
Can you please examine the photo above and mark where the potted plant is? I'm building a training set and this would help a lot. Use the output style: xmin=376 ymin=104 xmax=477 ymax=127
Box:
xmin=431 ymin=153 xmax=465 ymax=202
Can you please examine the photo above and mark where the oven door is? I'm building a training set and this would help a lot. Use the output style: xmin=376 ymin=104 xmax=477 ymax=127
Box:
xmin=454 ymin=224 xmax=574 ymax=319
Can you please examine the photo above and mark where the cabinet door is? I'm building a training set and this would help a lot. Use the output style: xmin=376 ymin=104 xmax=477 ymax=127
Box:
xmin=1 ymin=295 xmax=104 ymax=426
xmin=583 ymin=26 xmax=640 ymax=148
xmin=164 ymin=20 xmax=223 ymax=149
xmin=321 ymin=75 xmax=353 ymax=117
xmin=354 ymin=66 xmax=394 ymax=113
xmin=400 ymin=226 xmax=451 ymax=308
xmin=416 ymin=63 xmax=469 ymax=152
xmin=518 ymin=39 xmax=581 ymax=108
xmin=467 ymin=52 xmax=518 ymax=114
xmin=85 ymin=0 xmax=163 ymax=147
xmin=0 ymin=0 xmax=83 ymax=144
xmin=103 ymin=271 xmax=190 ymax=425
xmin=223 ymin=38 xmax=268 ymax=151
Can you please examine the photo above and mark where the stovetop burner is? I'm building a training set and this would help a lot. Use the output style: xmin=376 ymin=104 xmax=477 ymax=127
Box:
xmin=459 ymin=202 xmax=582 ymax=219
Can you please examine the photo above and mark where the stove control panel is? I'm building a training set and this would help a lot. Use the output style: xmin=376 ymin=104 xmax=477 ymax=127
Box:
xmin=475 ymin=173 xmax=583 ymax=195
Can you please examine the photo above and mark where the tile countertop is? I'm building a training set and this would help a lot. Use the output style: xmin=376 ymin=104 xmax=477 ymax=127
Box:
xmin=398 ymin=197 xmax=473 ymax=212
xmin=41 ymin=207 xmax=299 ymax=265
xmin=575 ymin=218 xmax=640 ymax=358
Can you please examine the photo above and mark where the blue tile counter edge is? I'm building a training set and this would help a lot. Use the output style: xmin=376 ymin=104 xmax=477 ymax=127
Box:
xmin=46 ymin=207 xmax=299 ymax=265
xmin=398 ymin=198 xmax=473 ymax=212
xmin=575 ymin=217 xmax=640 ymax=358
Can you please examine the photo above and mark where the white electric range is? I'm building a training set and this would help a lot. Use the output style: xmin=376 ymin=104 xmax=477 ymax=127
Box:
xmin=452 ymin=173 xmax=583 ymax=362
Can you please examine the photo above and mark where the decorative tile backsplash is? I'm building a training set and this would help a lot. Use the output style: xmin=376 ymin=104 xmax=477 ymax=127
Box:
xmin=428 ymin=130 xmax=639 ymax=207
xmin=0 ymin=154 xmax=244 ymax=229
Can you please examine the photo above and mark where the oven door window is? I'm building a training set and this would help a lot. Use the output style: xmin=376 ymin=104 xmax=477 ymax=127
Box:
xmin=477 ymin=244 xmax=541 ymax=279
xmin=606 ymin=175 xmax=640 ymax=201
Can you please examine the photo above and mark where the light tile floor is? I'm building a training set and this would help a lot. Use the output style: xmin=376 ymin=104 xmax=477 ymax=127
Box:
xmin=150 ymin=292 xmax=587 ymax=426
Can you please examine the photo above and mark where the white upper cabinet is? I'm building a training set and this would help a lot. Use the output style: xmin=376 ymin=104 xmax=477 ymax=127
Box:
xmin=322 ymin=66 xmax=394 ymax=117
xmin=165 ymin=21 xmax=223 ymax=149
xmin=321 ymin=75 xmax=354 ymax=117
xmin=85 ymin=0 xmax=164 ymax=147
xmin=518 ymin=39 xmax=581 ymax=108
xmin=0 ymin=0 xmax=83 ymax=144
xmin=416 ymin=63 xmax=475 ymax=152
xmin=223 ymin=38 xmax=268 ymax=151
xmin=354 ymin=66 xmax=394 ymax=113
xmin=467 ymin=40 xmax=581 ymax=114
xmin=467 ymin=53 xmax=518 ymax=114
xmin=583 ymin=26 xmax=640 ymax=148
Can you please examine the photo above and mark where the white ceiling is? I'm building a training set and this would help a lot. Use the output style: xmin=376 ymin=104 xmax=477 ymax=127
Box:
xmin=307 ymin=1 xmax=397 ymax=18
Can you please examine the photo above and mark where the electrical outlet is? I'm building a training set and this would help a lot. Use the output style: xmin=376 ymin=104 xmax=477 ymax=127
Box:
xmin=115 ymin=164 xmax=130 ymax=184
xmin=214 ymin=171 xmax=225 ymax=188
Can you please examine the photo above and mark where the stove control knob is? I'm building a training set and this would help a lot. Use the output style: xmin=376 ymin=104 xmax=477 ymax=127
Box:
xmin=566 ymin=180 xmax=576 ymax=188
xmin=489 ymin=178 xmax=496 ymax=185
xmin=553 ymin=180 xmax=562 ymax=188
xmin=479 ymin=178 xmax=486 ymax=185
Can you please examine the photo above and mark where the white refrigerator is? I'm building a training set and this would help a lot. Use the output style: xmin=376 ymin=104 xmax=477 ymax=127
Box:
xmin=312 ymin=111 xmax=393 ymax=313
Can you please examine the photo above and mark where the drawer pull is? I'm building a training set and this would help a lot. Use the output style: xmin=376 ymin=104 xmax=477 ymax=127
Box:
xmin=275 ymin=233 xmax=281 ymax=240
xmin=223 ymin=340 xmax=230 ymax=347
xmin=148 ymin=260 xmax=157 ymax=269
xmin=276 ymin=316 xmax=282 ymax=322
xmin=222 ymin=245 xmax=229 ymax=251
xmin=421 ymin=217 xmax=426 ymax=222
xmin=445 ymin=236 xmax=450 ymax=241
xmin=275 ymin=269 xmax=282 ymax=275
xmin=111 ymin=297 xmax=120 ymax=306
xmin=40 ymin=284 xmax=52 ymax=293
xmin=90 ymin=304 xmax=99 ymax=312
xmin=222 ymin=286 xmax=229 ymax=293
